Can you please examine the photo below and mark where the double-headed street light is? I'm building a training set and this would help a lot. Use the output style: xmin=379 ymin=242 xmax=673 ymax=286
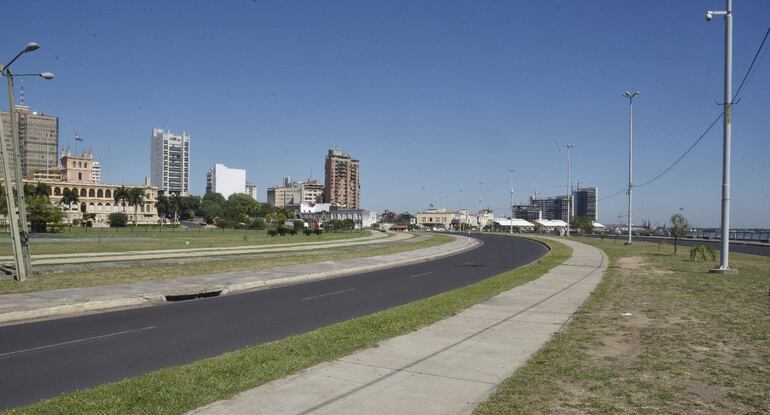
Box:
xmin=623 ymin=91 xmax=639 ymax=245
xmin=1 ymin=42 xmax=55 ymax=280
xmin=508 ymin=169 xmax=514 ymax=234
xmin=563 ymin=144 xmax=575 ymax=236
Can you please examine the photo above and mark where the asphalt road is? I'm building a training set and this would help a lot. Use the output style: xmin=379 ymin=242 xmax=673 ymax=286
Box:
xmin=0 ymin=234 xmax=548 ymax=410
xmin=594 ymin=234 xmax=770 ymax=258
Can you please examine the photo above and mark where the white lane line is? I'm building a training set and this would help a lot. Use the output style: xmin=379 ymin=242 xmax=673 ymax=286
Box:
xmin=301 ymin=288 xmax=357 ymax=301
xmin=487 ymin=254 xmax=495 ymax=258
xmin=0 ymin=326 xmax=156 ymax=359
xmin=463 ymin=261 xmax=475 ymax=265
xmin=409 ymin=271 xmax=436 ymax=279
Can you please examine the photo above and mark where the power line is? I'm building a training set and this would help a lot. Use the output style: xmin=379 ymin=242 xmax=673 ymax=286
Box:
xmin=610 ymin=25 xmax=770 ymax=194
xmin=635 ymin=112 xmax=724 ymax=188
xmin=598 ymin=187 xmax=627 ymax=201
xmin=734 ymin=25 xmax=770 ymax=101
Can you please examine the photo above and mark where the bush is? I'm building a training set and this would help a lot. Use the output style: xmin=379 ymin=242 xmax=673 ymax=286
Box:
xmin=277 ymin=227 xmax=287 ymax=236
xmin=289 ymin=228 xmax=297 ymax=236
xmin=303 ymin=229 xmax=312 ymax=236
xmin=314 ymin=229 xmax=322 ymax=235
xmin=108 ymin=212 xmax=129 ymax=228
xmin=267 ymin=229 xmax=278 ymax=237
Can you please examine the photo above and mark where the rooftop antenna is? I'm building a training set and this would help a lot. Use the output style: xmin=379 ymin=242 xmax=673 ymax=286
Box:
xmin=18 ymin=84 xmax=25 ymax=106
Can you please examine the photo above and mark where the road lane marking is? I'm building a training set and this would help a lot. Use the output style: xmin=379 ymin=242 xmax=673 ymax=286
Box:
xmin=408 ymin=271 xmax=436 ymax=279
xmin=301 ymin=288 xmax=357 ymax=301
xmin=463 ymin=261 xmax=475 ymax=265
xmin=0 ymin=326 xmax=156 ymax=359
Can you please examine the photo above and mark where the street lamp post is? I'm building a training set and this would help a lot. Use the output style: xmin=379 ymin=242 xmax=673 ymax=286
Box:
xmin=0 ymin=42 xmax=54 ymax=280
xmin=508 ymin=169 xmax=514 ymax=234
xmin=706 ymin=1 xmax=736 ymax=273
xmin=478 ymin=181 xmax=483 ymax=233
xmin=563 ymin=144 xmax=575 ymax=236
xmin=623 ymin=91 xmax=639 ymax=245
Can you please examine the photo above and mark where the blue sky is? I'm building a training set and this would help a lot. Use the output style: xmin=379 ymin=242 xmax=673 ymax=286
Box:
xmin=5 ymin=1 xmax=770 ymax=227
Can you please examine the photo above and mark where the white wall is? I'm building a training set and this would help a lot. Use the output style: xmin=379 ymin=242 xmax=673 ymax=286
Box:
xmin=212 ymin=163 xmax=246 ymax=199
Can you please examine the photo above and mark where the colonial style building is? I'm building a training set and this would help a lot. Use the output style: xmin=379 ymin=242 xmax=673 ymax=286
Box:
xmin=25 ymin=148 xmax=159 ymax=226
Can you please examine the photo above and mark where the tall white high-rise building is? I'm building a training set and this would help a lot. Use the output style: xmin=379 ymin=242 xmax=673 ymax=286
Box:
xmin=206 ymin=163 xmax=246 ymax=199
xmin=150 ymin=128 xmax=190 ymax=196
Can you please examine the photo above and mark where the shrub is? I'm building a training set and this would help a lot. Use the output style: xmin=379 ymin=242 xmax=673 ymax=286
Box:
xmin=314 ymin=229 xmax=322 ymax=235
xmin=289 ymin=228 xmax=297 ymax=236
xmin=690 ymin=244 xmax=717 ymax=262
xmin=303 ymin=229 xmax=312 ymax=236
xmin=277 ymin=227 xmax=287 ymax=236
xmin=108 ymin=212 xmax=129 ymax=228
xmin=267 ymin=229 xmax=278 ymax=237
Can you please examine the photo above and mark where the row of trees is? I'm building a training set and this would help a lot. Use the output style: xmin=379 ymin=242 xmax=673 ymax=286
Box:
xmin=153 ymin=192 xmax=297 ymax=229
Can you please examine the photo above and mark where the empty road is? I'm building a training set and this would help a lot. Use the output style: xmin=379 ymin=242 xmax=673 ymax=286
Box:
xmin=0 ymin=234 xmax=548 ymax=410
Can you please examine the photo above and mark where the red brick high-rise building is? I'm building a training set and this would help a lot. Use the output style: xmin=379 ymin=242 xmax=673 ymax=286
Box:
xmin=323 ymin=149 xmax=360 ymax=209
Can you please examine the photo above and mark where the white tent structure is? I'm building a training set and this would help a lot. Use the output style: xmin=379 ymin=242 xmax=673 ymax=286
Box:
xmin=492 ymin=218 xmax=535 ymax=231
xmin=534 ymin=219 xmax=569 ymax=235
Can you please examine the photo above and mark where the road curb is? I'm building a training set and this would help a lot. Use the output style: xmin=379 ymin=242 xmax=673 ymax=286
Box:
xmin=0 ymin=234 xmax=480 ymax=326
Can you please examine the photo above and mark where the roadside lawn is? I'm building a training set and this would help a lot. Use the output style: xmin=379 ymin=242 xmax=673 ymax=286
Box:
xmin=476 ymin=238 xmax=770 ymax=414
xmin=3 ymin=237 xmax=569 ymax=415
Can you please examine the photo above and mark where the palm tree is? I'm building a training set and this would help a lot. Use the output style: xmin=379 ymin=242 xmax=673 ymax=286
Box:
xmin=170 ymin=193 xmax=183 ymax=224
xmin=670 ymin=213 xmax=689 ymax=255
xmin=113 ymin=186 xmax=130 ymax=213
xmin=60 ymin=188 xmax=79 ymax=225
xmin=127 ymin=187 xmax=146 ymax=227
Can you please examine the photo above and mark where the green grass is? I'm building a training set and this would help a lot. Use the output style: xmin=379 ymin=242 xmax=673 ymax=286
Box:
xmin=0 ymin=233 xmax=441 ymax=295
xmin=0 ymin=228 xmax=370 ymax=256
xmin=3 ymin=236 xmax=570 ymax=415
xmin=475 ymin=237 xmax=770 ymax=415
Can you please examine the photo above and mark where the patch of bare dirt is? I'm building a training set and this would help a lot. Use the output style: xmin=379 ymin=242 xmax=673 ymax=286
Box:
xmin=617 ymin=256 xmax=645 ymax=270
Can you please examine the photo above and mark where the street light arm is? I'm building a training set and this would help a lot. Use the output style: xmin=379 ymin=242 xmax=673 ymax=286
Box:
xmin=6 ymin=72 xmax=55 ymax=79
xmin=3 ymin=42 xmax=41 ymax=72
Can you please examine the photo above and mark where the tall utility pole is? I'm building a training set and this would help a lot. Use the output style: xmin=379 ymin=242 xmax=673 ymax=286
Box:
xmin=6 ymin=68 xmax=32 ymax=273
xmin=623 ymin=91 xmax=639 ymax=245
xmin=508 ymin=169 xmax=514 ymax=234
xmin=478 ymin=181 xmax=483 ymax=232
xmin=563 ymin=144 xmax=575 ymax=236
xmin=0 ymin=88 xmax=25 ymax=280
xmin=706 ymin=1 xmax=736 ymax=273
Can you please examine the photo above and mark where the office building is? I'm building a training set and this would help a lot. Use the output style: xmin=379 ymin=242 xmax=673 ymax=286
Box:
xmin=245 ymin=181 xmax=258 ymax=201
xmin=324 ymin=149 xmax=360 ymax=209
xmin=573 ymin=186 xmax=598 ymax=221
xmin=205 ymin=163 xmax=246 ymax=199
xmin=267 ymin=176 xmax=295 ymax=208
xmin=531 ymin=195 xmax=569 ymax=222
xmin=0 ymin=104 xmax=59 ymax=178
xmin=150 ymin=128 xmax=190 ymax=196
xmin=293 ymin=178 xmax=324 ymax=205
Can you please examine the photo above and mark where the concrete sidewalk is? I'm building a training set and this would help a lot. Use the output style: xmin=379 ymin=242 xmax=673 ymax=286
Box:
xmin=0 ymin=234 xmax=477 ymax=325
xmin=189 ymin=237 xmax=607 ymax=415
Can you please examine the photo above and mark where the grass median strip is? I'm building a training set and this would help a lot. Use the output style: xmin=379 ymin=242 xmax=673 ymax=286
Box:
xmin=4 ymin=236 xmax=569 ymax=415
xmin=475 ymin=237 xmax=770 ymax=415
xmin=0 ymin=234 xmax=443 ymax=295
xmin=3 ymin=229 xmax=370 ymax=256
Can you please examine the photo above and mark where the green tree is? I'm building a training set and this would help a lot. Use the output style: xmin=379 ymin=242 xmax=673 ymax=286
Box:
xmin=27 ymin=195 xmax=63 ymax=232
xmin=670 ymin=213 xmax=689 ymax=254
xmin=127 ymin=187 xmax=146 ymax=227
xmin=155 ymin=195 xmax=170 ymax=223
xmin=60 ymin=188 xmax=79 ymax=225
xmin=108 ymin=212 xmax=129 ymax=227
xmin=199 ymin=192 xmax=226 ymax=224
xmin=221 ymin=193 xmax=258 ymax=227
xmin=113 ymin=186 xmax=130 ymax=213
xmin=570 ymin=216 xmax=594 ymax=235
